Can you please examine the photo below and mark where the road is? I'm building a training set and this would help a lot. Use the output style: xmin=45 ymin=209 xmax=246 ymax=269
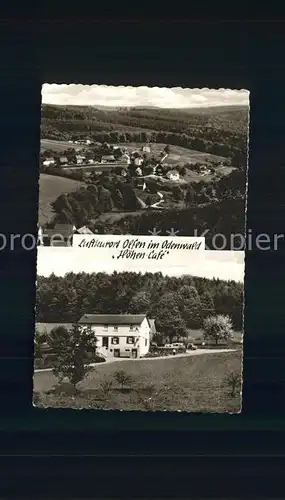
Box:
xmin=62 ymin=163 xmax=126 ymax=172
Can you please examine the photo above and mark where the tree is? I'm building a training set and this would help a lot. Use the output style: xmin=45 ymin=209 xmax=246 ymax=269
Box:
xmin=34 ymin=329 xmax=47 ymax=359
xmin=155 ymin=292 xmax=187 ymax=342
xmin=97 ymin=186 xmax=113 ymax=214
xmin=177 ymin=285 xmax=202 ymax=329
xmin=47 ymin=324 xmax=97 ymax=388
xmin=200 ymin=292 xmax=215 ymax=319
xmin=172 ymin=185 xmax=184 ymax=202
xmin=185 ymin=186 xmax=195 ymax=207
xmin=202 ymin=314 xmax=233 ymax=346
xmin=224 ymin=371 xmax=242 ymax=397
xmin=129 ymin=291 xmax=151 ymax=313
xmin=114 ymin=370 xmax=133 ymax=389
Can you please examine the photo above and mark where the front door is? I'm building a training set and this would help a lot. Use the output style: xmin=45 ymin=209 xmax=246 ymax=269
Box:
xmin=131 ymin=349 xmax=138 ymax=359
xmin=114 ymin=349 xmax=120 ymax=358
xmin=102 ymin=336 xmax=109 ymax=348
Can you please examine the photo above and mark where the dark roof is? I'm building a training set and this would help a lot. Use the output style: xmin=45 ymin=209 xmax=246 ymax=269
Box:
xmin=44 ymin=225 xmax=74 ymax=239
xmin=54 ymin=224 xmax=74 ymax=231
xmin=78 ymin=314 xmax=147 ymax=325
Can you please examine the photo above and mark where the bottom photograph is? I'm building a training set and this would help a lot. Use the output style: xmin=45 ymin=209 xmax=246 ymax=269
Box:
xmin=34 ymin=250 xmax=244 ymax=413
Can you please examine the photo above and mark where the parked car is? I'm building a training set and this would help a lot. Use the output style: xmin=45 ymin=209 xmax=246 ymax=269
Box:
xmin=187 ymin=343 xmax=197 ymax=351
xmin=172 ymin=342 xmax=184 ymax=348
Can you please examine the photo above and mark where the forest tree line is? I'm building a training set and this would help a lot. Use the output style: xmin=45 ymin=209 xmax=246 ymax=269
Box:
xmin=36 ymin=271 xmax=243 ymax=336
xmin=46 ymin=168 xmax=246 ymax=250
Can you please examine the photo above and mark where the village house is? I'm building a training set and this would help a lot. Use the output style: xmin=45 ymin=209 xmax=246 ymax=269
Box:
xmin=59 ymin=156 xmax=69 ymax=166
xmin=101 ymin=155 xmax=116 ymax=163
xmin=121 ymin=153 xmax=131 ymax=164
xmin=78 ymin=314 xmax=155 ymax=359
xmin=135 ymin=167 xmax=143 ymax=177
xmin=75 ymin=155 xmax=85 ymax=165
xmin=42 ymin=158 xmax=55 ymax=167
xmin=134 ymin=157 xmax=144 ymax=167
xmin=120 ymin=168 xmax=128 ymax=177
xmin=166 ymin=169 xmax=180 ymax=181
xmin=40 ymin=224 xmax=76 ymax=246
xmin=156 ymin=165 xmax=164 ymax=177
xmin=141 ymin=144 xmax=151 ymax=154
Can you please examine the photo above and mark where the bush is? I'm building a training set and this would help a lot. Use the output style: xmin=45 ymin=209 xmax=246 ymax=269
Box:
xmin=114 ymin=370 xmax=133 ymax=389
xmin=99 ymin=376 xmax=113 ymax=397
xmin=224 ymin=371 xmax=242 ymax=397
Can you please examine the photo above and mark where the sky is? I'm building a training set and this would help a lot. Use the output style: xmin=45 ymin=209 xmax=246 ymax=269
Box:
xmin=42 ymin=84 xmax=249 ymax=109
xmin=37 ymin=249 xmax=244 ymax=282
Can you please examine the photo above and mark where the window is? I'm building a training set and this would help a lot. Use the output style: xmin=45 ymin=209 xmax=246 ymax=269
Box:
xmin=127 ymin=336 xmax=134 ymax=344
xmin=111 ymin=337 xmax=119 ymax=345
xmin=113 ymin=326 xmax=118 ymax=332
xmin=145 ymin=339 xmax=148 ymax=346
xmin=103 ymin=325 xmax=108 ymax=331
xmin=129 ymin=325 xmax=134 ymax=331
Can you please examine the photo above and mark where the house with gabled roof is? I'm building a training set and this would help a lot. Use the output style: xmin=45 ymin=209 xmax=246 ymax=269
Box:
xmin=78 ymin=313 xmax=154 ymax=359
xmin=42 ymin=224 xmax=76 ymax=246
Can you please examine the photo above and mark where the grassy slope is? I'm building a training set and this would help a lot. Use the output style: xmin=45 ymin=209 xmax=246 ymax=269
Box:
xmin=38 ymin=174 xmax=85 ymax=226
xmin=114 ymin=142 xmax=226 ymax=164
xmin=40 ymin=139 xmax=77 ymax=152
xmin=34 ymin=350 xmax=242 ymax=412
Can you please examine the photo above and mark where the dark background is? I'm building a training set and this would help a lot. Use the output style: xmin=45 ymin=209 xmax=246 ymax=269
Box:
xmin=1 ymin=14 xmax=285 ymax=496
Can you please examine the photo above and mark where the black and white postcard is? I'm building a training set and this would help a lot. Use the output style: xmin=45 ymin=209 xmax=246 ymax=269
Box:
xmin=34 ymin=247 xmax=244 ymax=412
xmin=38 ymin=85 xmax=249 ymax=250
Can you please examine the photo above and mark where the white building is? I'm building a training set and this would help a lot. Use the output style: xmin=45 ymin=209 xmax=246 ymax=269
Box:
xmin=75 ymin=155 xmax=85 ymax=164
xmin=78 ymin=314 xmax=153 ymax=359
xmin=121 ymin=153 xmax=131 ymax=165
xmin=135 ymin=167 xmax=143 ymax=176
xmin=43 ymin=158 xmax=55 ymax=167
xmin=134 ymin=157 xmax=144 ymax=167
xmin=142 ymin=145 xmax=151 ymax=153
xmin=166 ymin=169 xmax=180 ymax=181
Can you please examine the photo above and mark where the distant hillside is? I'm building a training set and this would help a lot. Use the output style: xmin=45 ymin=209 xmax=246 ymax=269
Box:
xmin=41 ymin=103 xmax=249 ymax=165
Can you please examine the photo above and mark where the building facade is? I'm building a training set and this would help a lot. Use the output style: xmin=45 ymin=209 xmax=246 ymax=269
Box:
xmin=78 ymin=314 xmax=154 ymax=359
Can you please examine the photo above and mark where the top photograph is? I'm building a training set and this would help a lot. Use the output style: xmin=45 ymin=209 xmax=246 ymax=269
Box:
xmin=38 ymin=85 xmax=250 ymax=249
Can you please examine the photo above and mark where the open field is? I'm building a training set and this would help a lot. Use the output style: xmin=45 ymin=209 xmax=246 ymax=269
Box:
xmin=187 ymin=329 xmax=243 ymax=343
xmin=113 ymin=142 xmax=227 ymax=165
xmin=41 ymin=139 xmax=80 ymax=152
xmin=34 ymin=350 xmax=242 ymax=412
xmin=38 ymin=174 xmax=85 ymax=226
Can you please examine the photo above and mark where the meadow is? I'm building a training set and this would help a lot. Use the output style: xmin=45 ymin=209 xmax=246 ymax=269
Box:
xmin=38 ymin=174 xmax=85 ymax=226
xmin=41 ymin=138 xmax=82 ymax=152
xmin=34 ymin=350 xmax=242 ymax=413
xmin=114 ymin=142 xmax=227 ymax=165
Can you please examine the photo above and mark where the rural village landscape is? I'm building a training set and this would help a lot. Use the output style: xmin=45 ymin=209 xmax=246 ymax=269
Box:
xmin=34 ymin=87 xmax=246 ymax=412
xmin=34 ymin=252 xmax=244 ymax=412
xmin=38 ymin=86 xmax=249 ymax=248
